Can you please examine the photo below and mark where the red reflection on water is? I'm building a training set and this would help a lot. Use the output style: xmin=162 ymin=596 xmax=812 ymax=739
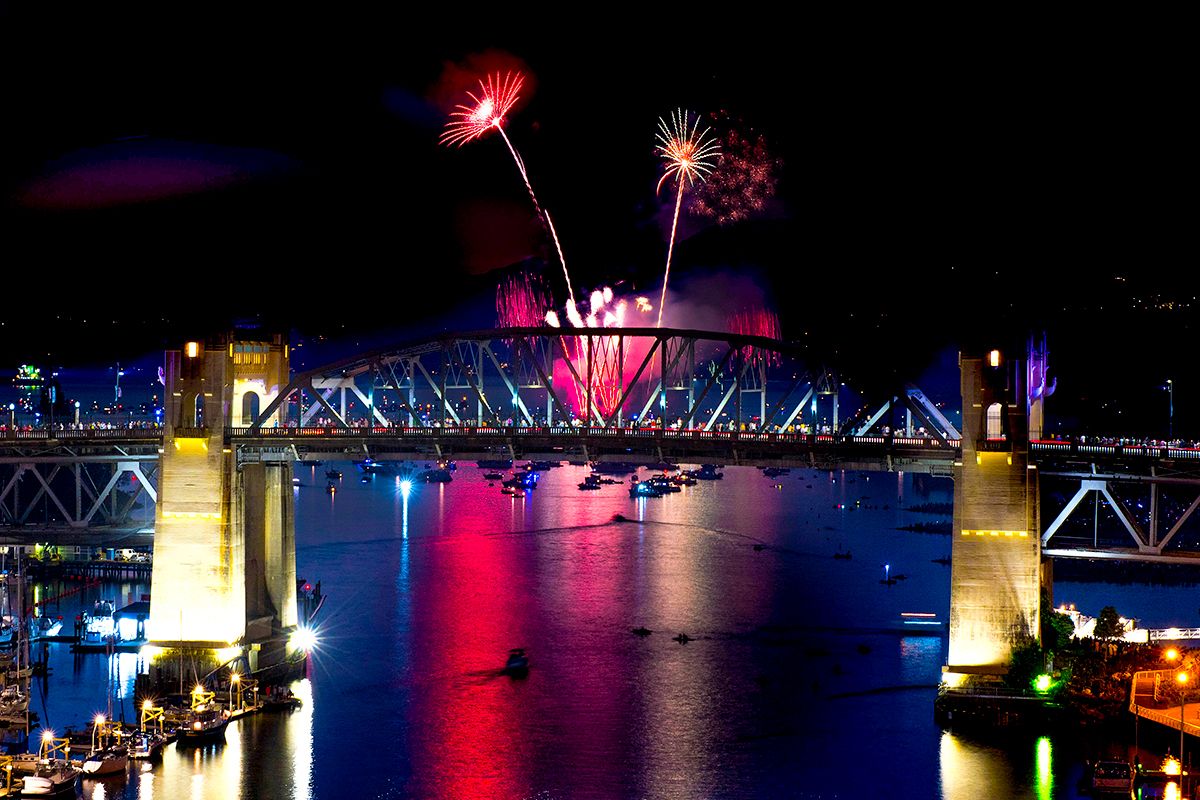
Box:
xmin=408 ymin=500 xmax=535 ymax=799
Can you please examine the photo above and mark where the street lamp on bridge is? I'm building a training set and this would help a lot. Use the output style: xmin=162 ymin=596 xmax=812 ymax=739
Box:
xmin=1166 ymin=380 xmax=1175 ymax=440
xmin=1178 ymin=669 xmax=1192 ymax=793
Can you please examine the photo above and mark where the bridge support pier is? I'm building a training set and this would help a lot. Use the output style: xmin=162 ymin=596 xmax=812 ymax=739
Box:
xmin=146 ymin=335 xmax=299 ymax=685
xmin=946 ymin=349 xmax=1044 ymax=684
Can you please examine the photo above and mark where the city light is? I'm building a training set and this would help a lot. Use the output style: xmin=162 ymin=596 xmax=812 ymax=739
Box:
xmin=1033 ymin=674 xmax=1052 ymax=693
xmin=400 ymin=479 xmax=413 ymax=498
xmin=1167 ymin=648 xmax=1180 ymax=662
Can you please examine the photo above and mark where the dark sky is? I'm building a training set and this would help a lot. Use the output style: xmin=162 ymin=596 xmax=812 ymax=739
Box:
xmin=0 ymin=10 xmax=1192 ymax=432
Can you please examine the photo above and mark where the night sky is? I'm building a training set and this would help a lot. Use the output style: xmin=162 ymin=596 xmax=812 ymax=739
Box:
xmin=0 ymin=11 xmax=1192 ymax=433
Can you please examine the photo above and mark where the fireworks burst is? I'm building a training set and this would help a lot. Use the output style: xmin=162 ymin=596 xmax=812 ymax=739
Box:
xmin=545 ymin=287 xmax=655 ymax=420
xmin=689 ymin=126 xmax=781 ymax=225
xmin=439 ymin=72 xmax=524 ymax=147
xmin=441 ymin=71 xmax=576 ymax=305
xmin=728 ymin=308 xmax=782 ymax=369
xmin=497 ymin=273 xmax=551 ymax=328
xmin=655 ymin=109 xmax=720 ymax=327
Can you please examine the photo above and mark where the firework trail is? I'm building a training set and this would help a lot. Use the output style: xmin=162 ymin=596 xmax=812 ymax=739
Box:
xmin=655 ymin=108 xmax=719 ymax=327
xmin=441 ymin=71 xmax=575 ymax=305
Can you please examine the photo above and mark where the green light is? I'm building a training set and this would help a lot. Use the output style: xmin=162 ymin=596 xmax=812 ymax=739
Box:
xmin=1033 ymin=674 xmax=1052 ymax=694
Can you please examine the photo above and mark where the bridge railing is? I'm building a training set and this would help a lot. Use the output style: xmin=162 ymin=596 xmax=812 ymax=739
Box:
xmin=222 ymin=425 xmax=964 ymax=448
xmin=0 ymin=427 xmax=162 ymax=440
xmin=1031 ymin=440 xmax=1200 ymax=460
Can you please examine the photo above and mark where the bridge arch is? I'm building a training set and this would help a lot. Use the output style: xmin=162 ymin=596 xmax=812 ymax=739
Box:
xmin=241 ymin=391 xmax=261 ymax=426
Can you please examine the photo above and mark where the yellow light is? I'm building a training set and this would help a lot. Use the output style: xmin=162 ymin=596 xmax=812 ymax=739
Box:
xmin=1165 ymin=755 xmax=1182 ymax=775
xmin=1177 ymin=671 xmax=1189 ymax=685
xmin=186 ymin=341 xmax=199 ymax=359
xmin=194 ymin=684 xmax=205 ymax=695
xmin=231 ymin=673 xmax=240 ymax=683
xmin=193 ymin=721 xmax=202 ymax=730
xmin=1167 ymin=648 xmax=1181 ymax=662
xmin=94 ymin=714 xmax=105 ymax=726
xmin=989 ymin=349 xmax=1001 ymax=367
xmin=143 ymin=700 xmax=154 ymax=711
xmin=41 ymin=729 xmax=55 ymax=742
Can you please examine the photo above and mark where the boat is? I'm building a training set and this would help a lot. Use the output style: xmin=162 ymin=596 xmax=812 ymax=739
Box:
xmin=629 ymin=481 xmax=665 ymax=498
xmin=419 ymin=469 xmax=453 ymax=483
xmin=482 ymin=471 xmax=504 ymax=480
xmin=501 ymin=487 xmax=525 ymax=497
xmin=647 ymin=461 xmax=679 ymax=472
xmin=646 ymin=476 xmax=681 ymax=493
xmin=80 ymin=600 xmax=117 ymax=645
xmin=833 ymin=550 xmax=852 ymax=560
xmin=0 ymin=684 xmax=28 ymax=714
xmin=502 ymin=471 xmax=538 ymax=490
xmin=291 ymin=476 xmax=301 ymax=486
xmin=262 ymin=687 xmax=303 ymax=711
xmin=526 ymin=460 xmax=561 ymax=470
xmin=356 ymin=459 xmax=395 ymax=476
xmin=762 ymin=467 xmax=791 ymax=478
xmin=693 ymin=465 xmax=724 ymax=480
xmin=80 ymin=746 xmax=129 ymax=778
xmin=325 ymin=469 xmax=342 ymax=479
xmin=1089 ymin=760 xmax=1134 ymax=794
xmin=578 ymin=480 xmax=602 ymax=490
xmin=504 ymin=648 xmax=529 ymax=675
xmin=31 ymin=615 xmax=63 ymax=639
xmin=477 ymin=459 xmax=514 ymax=470
xmin=592 ymin=461 xmax=640 ymax=475
xmin=179 ymin=707 xmax=230 ymax=744
xmin=19 ymin=763 xmax=80 ymax=797
xmin=631 ymin=627 xmax=652 ymax=636
xmin=128 ymin=730 xmax=166 ymax=760
xmin=325 ymin=482 xmax=336 ymax=494
xmin=673 ymin=633 xmax=692 ymax=644
xmin=671 ymin=474 xmax=697 ymax=486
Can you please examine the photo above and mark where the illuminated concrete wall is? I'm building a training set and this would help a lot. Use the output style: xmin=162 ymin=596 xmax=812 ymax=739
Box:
xmin=149 ymin=334 xmax=298 ymax=647
xmin=947 ymin=353 xmax=1042 ymax=674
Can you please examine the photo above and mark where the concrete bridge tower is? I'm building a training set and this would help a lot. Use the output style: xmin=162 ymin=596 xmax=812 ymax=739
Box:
xmin=147 ymin=334 xmax=297 ymax=672
xmin=945 ymin=347 xmax=1045 ymax=682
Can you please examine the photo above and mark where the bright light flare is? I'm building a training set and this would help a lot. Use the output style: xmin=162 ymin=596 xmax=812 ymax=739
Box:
xmin=290 ymin=626 xmax=318 ymax=654
xmin=94 ymin=714 xmax=106 ymax=726
xmin=400 ymin=479 xmax=413 ymax=498
xmin=440 ymin=72 xmax=524 ymax=147
xmin=42 ymin=729 xmax=56 ymax=742
xmin=635 ymin=297 xmax=652 ymax=313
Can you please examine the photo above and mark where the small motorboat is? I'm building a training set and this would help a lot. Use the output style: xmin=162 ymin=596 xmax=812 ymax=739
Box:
xmin=360 ymin=475 xmax=370 ymax=484
xmin=578 ymin=481 xmax=602 ymax=491
xmin=81 ymin=747 xmax=129 ymax=778
xmin=504 ymin=648 xmax=529 ymax=676
xmin=762 ymin=467 xmax=791 ymax=478
xmin=629 ymin=481 xmax=665 ymax=498
xmin=291 ymin=477 xmax=301 ymax=486
xmin=833 ymin=550 xmax=853 ymax=560
xmin=672 ymin=633 xmax=692 ymax=644
xmin=631 ymin=627 xmax=652 ymax=637
xmin=483 ymin=471 xmax=504 ymax=480
xmin=128 ymin=731 xmax=167 ymax=760
xmin=325 ymin=469 xmax=342 ymax=480
xmin=325 ymin=482 xmax=337 ymax=494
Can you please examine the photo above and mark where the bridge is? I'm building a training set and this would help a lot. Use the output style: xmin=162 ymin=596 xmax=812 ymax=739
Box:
xmin=3 ymin=328 xmax=1198 ymax=685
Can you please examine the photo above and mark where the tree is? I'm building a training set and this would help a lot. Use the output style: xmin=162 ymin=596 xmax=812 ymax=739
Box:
xmin=1006 ymin=635 xmax=1047 ymax=690
xmin=1093 ymin=606 xmax=1124 ymax=640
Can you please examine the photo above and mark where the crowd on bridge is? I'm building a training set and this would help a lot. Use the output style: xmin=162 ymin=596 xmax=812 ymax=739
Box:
xmin=1042 ymin=433 xmax=1200 ymax=449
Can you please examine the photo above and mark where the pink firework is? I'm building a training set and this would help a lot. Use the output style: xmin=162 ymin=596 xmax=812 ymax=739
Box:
xmin=655 ymin=109 xmax=720 ymax=327
xmin=497 ymin=272 xmax=551 ymax=328
xmin=546 ymin=288 xmax=651 ymax=421
xmin=441 ymin=71 xmax=575 ymax=306
xmin=728 ymin=308 xmax=782 ymax=369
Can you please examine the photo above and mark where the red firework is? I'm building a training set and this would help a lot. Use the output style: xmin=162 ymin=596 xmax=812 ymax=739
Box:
xmin=689 ymin=122 xmax=781 ymax=225
xmin=440 ymin=71 xmax=524 ymax=147
xmin=728 ymin=308 xmax=782 ymax=368
xmin=497 ymin=273 xmax=551 ymax=328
